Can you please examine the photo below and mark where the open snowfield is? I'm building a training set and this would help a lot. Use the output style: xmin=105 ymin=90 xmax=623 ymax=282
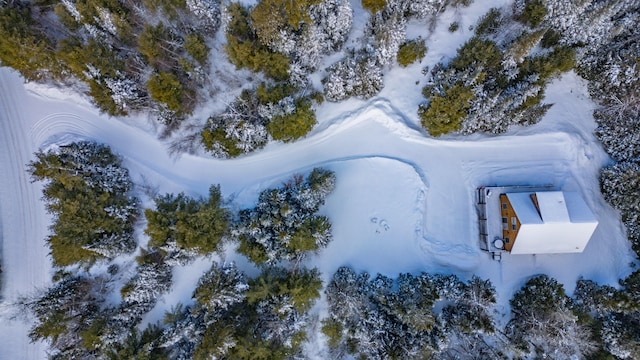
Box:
xmin=0 ymin=1 xmax=637 ymax=358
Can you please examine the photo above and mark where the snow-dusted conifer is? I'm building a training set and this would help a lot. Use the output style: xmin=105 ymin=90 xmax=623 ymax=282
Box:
xmin=506 ymin=275 xmax=597 ymax=359
xmin=235 ymin=168 xmax=335 ymax=265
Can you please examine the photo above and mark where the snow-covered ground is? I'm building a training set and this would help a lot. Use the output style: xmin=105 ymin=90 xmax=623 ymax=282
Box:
xmin=0 ymin=1 xmax=637 ymax=357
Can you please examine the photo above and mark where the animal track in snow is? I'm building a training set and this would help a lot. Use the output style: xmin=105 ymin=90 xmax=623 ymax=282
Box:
xmin=370 ymin=217 xmax=390 ymax=234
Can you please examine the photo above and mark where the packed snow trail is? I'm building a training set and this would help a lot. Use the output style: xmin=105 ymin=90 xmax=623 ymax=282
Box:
xmin=0 ymin=62 xmax=636 ymax=359
xmin=0 ymin=70 xmax=50 ymax=359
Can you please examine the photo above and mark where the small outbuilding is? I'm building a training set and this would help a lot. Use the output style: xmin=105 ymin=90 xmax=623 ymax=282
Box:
xmin=499 ymin=191 xmax=598 ymax=254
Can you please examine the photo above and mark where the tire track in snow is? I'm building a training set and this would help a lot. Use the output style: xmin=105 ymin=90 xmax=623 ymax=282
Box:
xmin=29 ymin=112 xmax=90 ymax=146
xmin=0 ymin=70 xmax=49 ymax=359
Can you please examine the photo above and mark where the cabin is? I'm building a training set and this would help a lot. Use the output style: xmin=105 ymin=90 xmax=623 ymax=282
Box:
xmin=477 ymin=187 xmax=599 ymax=259
xmin=498 ymin=191 xmax=598 ymax=254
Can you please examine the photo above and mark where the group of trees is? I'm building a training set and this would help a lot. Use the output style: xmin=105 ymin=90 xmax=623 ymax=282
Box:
xmin=506 ymin=275 xmax=596 ymax=358
xmin=323 ymin=268 xmax=499 ymax=359
xmin=322 ymin=0 xmax=458 ymax=101
xmin=26 ymin=147 xmax=337 ymax=359
xmin=569 ymin=0 xmax=640 ymax=264
xmin=0 ymin=0 xmax=219 ymax=122
xmin=144 ymin=263 xmax=322 ymax=359
xmin=235 ymin=168 xmax=336 ymax=265
xmin=418 ymin=0 xmax=640 ymax=137
xmin=579 ymin=11 xmax=640 ymax=357
xmin=573 ymin=273 xmax=640 ymax=359
xmin=28 ymin=142 xmax=139 ymax=266
xmin=224 ymin=0 xmax=352 ymax=77
xmin=504 ymin=271 xmax=640 ymax=359
xmin=323 ymin=269 xmax=640 ymax=359
xmin=200 ymin=83 xmax=321 ymax=158
xmin=150 ymin=168 xmax=336 ymax=358
xmin=3 ymin=0 xmax=637 ymax=153
xmin=201 ymin=0 xmax=353 ymax=158
xmin=145 ymin=185 xmax=229 ymax=258
xmin=419 ymin=4 xmax=577 ymax=136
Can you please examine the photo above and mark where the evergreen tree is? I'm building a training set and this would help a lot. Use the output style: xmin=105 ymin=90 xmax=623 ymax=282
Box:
xmin=28 ymin=142 xmax=138 ymax=267
xmin=183 ymin=33 xmax=209 ymax=65
xmin=147 ymin=71 xmax=186 ymax=113
xmin=250 ymin=0 xmax=321 ymax=48
xmin=161 ymin=262 xmax=247 ymax=359
xmin=267 ymin=98 xmax=317 ymax=142
xmin=225 ymin=2 xmax=291 ymax=81
xmin=27 ymin=276 xmax=109 ymax=359
xmin=506 ymin=275 xmax=596 ymax=358
xmin=145 ymin=185 xmax=229 ymax=256
xmin=601 ymin=163 xmax=640 ymax=257
xmin=362 ymin=0 xmax=386 ymax=14
xmin=201 ymin=89 xmax=269 ymax=158
xmin=104 ymin=325 xmax=168 ymax=360
xmin=516 ymin=0 xmax=547 ymax=28
xmin=0 ymin=3 xmax=57 ymax=80
xmin=235 ymin=168 xmax=335 ymax=265
xmin=397 ymin=39 xmax=427 ymax=67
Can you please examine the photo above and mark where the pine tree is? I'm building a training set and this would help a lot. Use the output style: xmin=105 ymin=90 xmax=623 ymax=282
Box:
xmin=145 ymin=185 xmax=229 ymax=256
xmin=147 ymin=71 xmax=185 ymax=113
xmin=506 ymin=275 xmax=597 ymax=358
xmin=397 ymin=39 xmax=427 ymax=67
xmin=235 ymin=168 xmax=335 ymax=265
xmin=28 ymin=142 xmax=138 ymax=267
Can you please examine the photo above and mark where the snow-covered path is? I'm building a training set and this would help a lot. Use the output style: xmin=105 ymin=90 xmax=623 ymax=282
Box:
xmin=0 ymin=60 xmax=635 ymax=358
xmin=0 ymin=69 xmax=51 ymax=359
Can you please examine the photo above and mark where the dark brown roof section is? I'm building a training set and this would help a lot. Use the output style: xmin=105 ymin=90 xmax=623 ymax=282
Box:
xmin=530 ymin=193 xmax=542 ymax=219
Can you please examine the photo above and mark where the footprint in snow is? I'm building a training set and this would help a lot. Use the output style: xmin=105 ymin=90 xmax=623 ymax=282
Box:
xmin=370 ymin=217 xmax=390 ymax=235
xmin=379 ymin=220 xmax=390 ymax=231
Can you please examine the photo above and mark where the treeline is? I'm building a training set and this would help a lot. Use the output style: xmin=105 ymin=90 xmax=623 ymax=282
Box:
xmin=26 ymin=141 xmax=336 ymax=359
xmin=322 ymin=269 xmax=640 ymax=359
xmin=572 ymin=0 xmax=640 ymax=258
xmin=1 ymin=0 xmax=472 ymax=158
xmin=418 ymin=0 xmax=639 ymax=137
xmin=0 ymin=0 xmax=355 ymax=155
xmin=0 ymin=0 xmax=219 ymax=121
xmin=591 ymin=6 xmax=640 ymax=355
xmin=200 ymin=0 xmax=352 ymax=158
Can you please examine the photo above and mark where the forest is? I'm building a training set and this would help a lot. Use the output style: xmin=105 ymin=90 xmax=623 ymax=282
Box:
xmin=26 ymin=143 xmax=337 ymax=359
xmin=1 ymin=0 xmax=639 ymax=358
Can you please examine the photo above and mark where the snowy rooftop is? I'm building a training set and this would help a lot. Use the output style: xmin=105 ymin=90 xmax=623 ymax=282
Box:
xmin=535 ymin=191 xmax=571 ymax=223
xmin=506 ymin=191 xmax=598 ymax=254
xmin=507 ymin=191 xmax=598 ymax=225
xmin=507 ymin=192 xmax=543 ymax=225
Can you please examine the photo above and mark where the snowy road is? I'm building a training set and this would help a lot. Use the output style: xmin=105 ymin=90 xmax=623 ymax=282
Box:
xmin=0 ymin=62 xmax=635 ymax=358
xmin=0 ymin=69 xmax=51 ymax=359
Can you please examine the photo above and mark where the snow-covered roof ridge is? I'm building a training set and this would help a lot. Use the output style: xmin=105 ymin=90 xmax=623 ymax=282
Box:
xmin=505 ymin=191 xmax=598 ymax=254
xmin=506 ymin=192 xmax=542 ymax=224
xmin=506 ymin=191 xmax=597 ymax=225
xmin=536 ymin=191 xmax=571 ymax=224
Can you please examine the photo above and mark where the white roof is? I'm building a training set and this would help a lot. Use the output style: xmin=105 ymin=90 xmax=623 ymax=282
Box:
xmin=536 ymin=191 xmax=570 ymax=223
xmin=506 ymin=191 xmax=598 ymax=254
